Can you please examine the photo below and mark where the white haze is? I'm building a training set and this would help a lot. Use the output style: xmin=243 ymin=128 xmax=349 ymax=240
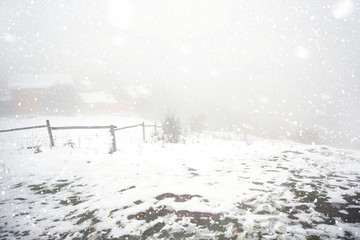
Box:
xmin=0 ymin=0 xmax=359 ymax=148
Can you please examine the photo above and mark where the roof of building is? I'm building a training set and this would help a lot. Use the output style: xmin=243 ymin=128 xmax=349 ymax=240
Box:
xmin=79 ymin=91 xmax=118 ymax=104
xmin=8 ymin=74 xmax=73 ymax=89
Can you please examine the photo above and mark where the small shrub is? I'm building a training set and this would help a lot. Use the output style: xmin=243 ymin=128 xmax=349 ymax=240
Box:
xmin=64 ymin=139 xmax=75 ymax=148
xmin=162 ymin=112 xmax=181 ymax=143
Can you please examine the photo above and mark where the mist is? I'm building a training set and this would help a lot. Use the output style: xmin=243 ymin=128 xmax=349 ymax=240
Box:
xmin=1 ymin=0 xmax=360 ymax=148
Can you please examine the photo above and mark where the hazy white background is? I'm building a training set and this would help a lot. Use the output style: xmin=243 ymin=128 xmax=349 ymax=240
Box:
xmin=0 ymin=0 xmax=359 ymax=148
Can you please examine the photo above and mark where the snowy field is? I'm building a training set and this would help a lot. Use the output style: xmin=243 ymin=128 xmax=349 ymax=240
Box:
xmin=0 ymin=116 xmax=360 ymax=240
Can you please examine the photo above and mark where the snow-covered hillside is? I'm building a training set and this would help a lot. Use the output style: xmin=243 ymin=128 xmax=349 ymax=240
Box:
xmin=0 ymin=116 xmax=359 ymax=239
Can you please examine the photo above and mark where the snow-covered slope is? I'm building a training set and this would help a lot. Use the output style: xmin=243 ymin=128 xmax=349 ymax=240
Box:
xmin=0 ymin=116 xmax=359 ymax=239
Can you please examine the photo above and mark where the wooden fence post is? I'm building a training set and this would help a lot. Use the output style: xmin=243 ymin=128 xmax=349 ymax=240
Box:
xmin=142 ymin=122 xmax=145 ymax=141
xmin=154 ymin=122 xmax=157 ymax=135
xmin=46 ymin=120 xmax=55 ymax=147
xmin=110 ymin=125 xmax=117 ymax=153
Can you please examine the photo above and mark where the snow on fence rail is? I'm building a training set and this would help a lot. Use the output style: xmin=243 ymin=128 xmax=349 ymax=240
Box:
xmin=0 ymin=124 xmax=47 ymax=133
xmin=0 ymin=120 xmax=161 ymax=153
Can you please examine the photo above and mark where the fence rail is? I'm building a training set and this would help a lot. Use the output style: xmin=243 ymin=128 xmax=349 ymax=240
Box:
xmin=0 ymin=120 xmax=161 ymax=154
xmin=114 ymin=123 xmax=142 ymax=131
xmin=52 ymin=126 xmax=114 ymax=130
xmin=0 ymin=125 xmax=47 ymax=133
xmin=145 ymin=124 xmax=162 ymax=128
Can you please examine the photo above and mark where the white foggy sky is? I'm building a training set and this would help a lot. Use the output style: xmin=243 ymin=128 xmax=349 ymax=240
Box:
xmin=0 ymin=0 xmax=360 ymax=147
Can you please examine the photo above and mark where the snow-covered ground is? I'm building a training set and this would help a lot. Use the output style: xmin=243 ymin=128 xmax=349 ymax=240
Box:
xmin=0 ymin=115 xmax=360 ymax=239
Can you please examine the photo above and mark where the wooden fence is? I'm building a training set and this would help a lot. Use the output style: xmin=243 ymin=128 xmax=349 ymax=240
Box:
xmin=0 ymin=120 xmax=161 ymax=154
